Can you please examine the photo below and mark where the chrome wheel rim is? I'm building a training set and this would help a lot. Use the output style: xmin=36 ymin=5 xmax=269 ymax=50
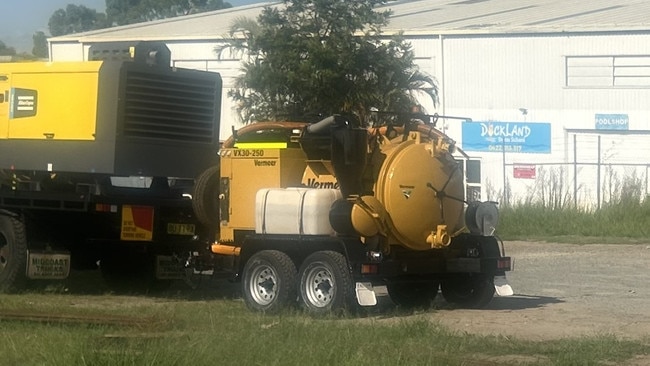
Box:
xmin=303 ymin=264 xmax=334 ymax=308
xmin=248 ymin=264 xmax=278 ymax=306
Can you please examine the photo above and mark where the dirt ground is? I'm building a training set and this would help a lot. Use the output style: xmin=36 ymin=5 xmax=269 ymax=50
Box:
xmin=185 ymin=241 xmax=650 ymax=342
xmin=424 ymin=241 xmax=650 ymax=341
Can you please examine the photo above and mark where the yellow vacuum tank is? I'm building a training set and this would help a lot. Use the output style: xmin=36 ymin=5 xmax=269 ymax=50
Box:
xmin=374 ymin=139 xmax=465 ymax=251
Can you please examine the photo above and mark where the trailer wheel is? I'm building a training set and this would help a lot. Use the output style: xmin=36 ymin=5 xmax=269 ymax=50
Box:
xmin=440 ymin=274 xmax=495 ymax=309
xmin=0 ymin=214 xmax=28 ymax=293
xmin=298 ymin=251 xmax=352 ymax=315
xmin=192 ymin=165 xmax=221 ymax=229
xmin=388 ymin=280 xmax=439 ymax=310
xmin=242 ymin=250 xmax=297 ymax=313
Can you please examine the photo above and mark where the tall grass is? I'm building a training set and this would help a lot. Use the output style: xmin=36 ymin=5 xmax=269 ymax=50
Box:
xmin=1 ymin=293 xmax=649 ymax=366
xmin=496 ymin=168 xmax=650 ymax=241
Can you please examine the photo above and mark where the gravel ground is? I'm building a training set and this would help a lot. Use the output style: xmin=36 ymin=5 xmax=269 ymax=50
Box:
xmin=428 ymin=241 xmax=650 ymax=341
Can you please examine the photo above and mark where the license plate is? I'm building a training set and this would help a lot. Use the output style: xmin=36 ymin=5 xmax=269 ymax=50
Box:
xmin=167 ymin=223 xmax=196 ymax=235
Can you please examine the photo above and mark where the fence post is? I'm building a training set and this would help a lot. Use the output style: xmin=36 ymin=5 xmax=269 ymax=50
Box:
xmin=597 ymin=135 xmax=601 ymax=209
xmin=573 ymin=134 xmax=577 ymax=209
xmin=502 ymin=138 xmax=507 ymax=206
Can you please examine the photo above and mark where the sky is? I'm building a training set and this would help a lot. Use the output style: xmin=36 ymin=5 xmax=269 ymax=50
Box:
xmin=0 ymin=0 xmax=264 ymax=53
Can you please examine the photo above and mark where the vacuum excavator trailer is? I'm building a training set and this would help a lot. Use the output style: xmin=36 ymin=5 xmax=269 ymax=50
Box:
xmin=196 ymin=113 xmax=512 ymax=314
xmin=0 ymin=42 xmax=222 ymax=292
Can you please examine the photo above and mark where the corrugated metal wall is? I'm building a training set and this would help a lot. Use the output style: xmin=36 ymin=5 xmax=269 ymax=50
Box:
xmin=417 ymin=32 xmax=650 ymax=206
xmin=49 ymin=30 xmax=650 ymax=206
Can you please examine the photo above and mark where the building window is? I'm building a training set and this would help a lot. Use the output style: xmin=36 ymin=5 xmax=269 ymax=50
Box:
xmin=566 ymin=55 xmax=650 ymax=87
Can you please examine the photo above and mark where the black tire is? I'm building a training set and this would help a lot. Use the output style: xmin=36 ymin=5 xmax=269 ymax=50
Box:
xmin=0 ymin=214 xmax=28 ymax=293
xmin=440 ymin=274 xmax=495 ymax=309
xmin=298 ymin=251 xmax=352 ymax=315
xmin=242 ymin=250 xmax=297 ymax=313
xmin=192 ymin=165 xmax=221 ymax=229
xmin=388 ymin=280 xmax=439 ymax=310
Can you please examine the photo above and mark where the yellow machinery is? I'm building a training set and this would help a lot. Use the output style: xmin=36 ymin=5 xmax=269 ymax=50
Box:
xmin=195 ymin=114 xmax=512 ymax=314
xmin=0 ymin=41 xmax=221 ymax=178
xmin=0 ymin=42 xmax=223 ymax=293
xmin=0 ymin=40 xmax=511 ymax=308
xmin=0 ymin=61 xmax=102 ymax=140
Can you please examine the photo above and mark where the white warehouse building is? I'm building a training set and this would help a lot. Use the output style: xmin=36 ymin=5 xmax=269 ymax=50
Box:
xmin=49 ymin=0 xmax=650 ymax=207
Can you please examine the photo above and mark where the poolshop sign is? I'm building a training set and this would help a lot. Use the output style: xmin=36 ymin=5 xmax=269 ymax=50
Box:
xmin=462 ymin=121 xmax=551 ymax=153
xmin=595 ymin=113 xmax=628 ymax=130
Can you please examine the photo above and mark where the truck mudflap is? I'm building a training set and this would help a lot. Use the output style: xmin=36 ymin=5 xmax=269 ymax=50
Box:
xmin=355 ymin=282 xmax=390 ymax=306
xmin=155 ymin=255 xmax=186 ymax=280
xmin=494 ymin=275 xmax=514 ymax=296
xmin=27 ymin=250 xmax=71 ymax=280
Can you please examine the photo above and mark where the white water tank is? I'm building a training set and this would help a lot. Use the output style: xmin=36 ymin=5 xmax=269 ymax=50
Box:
xmin=255 ymin=188 xmax=342 ymax=235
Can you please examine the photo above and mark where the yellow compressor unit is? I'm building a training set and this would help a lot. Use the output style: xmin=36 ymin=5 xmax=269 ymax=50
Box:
xmin=0 ymin=42 xmax=222 ymax=178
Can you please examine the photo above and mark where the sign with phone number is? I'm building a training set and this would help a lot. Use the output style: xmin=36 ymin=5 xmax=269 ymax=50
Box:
xmin=462 ymin=121 xmax=551 ymax=153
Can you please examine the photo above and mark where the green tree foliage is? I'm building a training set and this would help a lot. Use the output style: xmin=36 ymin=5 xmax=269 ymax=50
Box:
xmin=222 ymin=0 xmax=438 ymax=124
xmin=0 ymin=41 xmax=17 ymax=56
xmin=48 ymin=4 xmax=110 ymax=37
xmin=106 ymin=0 xmax=232 ymax=25
xmin=32 ymin=31 xmax=49 ymax=59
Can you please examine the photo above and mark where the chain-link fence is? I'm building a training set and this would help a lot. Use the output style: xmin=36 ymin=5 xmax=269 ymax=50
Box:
xmin=484 ymin=131 xmax=650 ymax=209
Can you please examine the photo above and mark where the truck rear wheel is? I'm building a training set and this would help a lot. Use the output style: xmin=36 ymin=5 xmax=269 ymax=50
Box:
xmin=440 ymin=274 xmax=495 ymax=309
xmin=0 ymin=214 xmax=28 ymax=293
xmin=242 ymin=250 xmax=297 ymax=313
xmin=298 ymin=251 xmax=352 ymax=315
